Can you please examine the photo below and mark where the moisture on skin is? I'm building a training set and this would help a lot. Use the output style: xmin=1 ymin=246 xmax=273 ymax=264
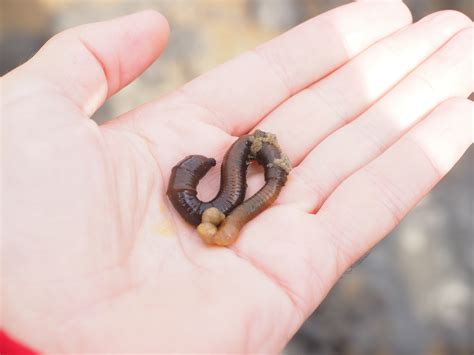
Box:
xmin=167 ymin=130 xmax=291 ymax=246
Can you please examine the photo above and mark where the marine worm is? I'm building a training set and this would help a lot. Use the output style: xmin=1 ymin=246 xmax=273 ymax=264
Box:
xmin=167 ymin=130 xmax=291 ymax=246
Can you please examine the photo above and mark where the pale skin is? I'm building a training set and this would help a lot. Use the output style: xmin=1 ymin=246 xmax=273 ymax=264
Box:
xmin=2 ymin=0 xmax=473 ymax=353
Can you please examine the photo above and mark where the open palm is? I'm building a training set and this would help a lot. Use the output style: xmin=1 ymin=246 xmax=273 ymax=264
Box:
xmin=3 ymin=2 xmax=472 ymax=353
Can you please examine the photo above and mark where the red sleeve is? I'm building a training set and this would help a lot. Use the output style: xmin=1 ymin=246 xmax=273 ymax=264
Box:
xmin=0 ymin=330 xmax=38 ymax=355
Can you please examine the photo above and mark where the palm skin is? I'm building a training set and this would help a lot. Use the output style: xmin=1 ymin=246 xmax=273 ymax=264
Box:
xmin=2 ymin=3 xmax=472 ymax=354
xmin=4 ymin=84 xmax=307 ymax=353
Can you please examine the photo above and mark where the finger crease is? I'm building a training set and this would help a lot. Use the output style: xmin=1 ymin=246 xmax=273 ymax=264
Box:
xmin=176 ymin=87 xmax=232 ymax=134
xmin=362 ymin=166 xmax=407 ymax=225
xmin=307 ymin=85 xmax=348 ymax=125
xmin=291 ymin=167 xmax=326 ymax=208
xmin=77 ymin=35 xmax=110 ymax=96
xmin=252 ymin=47 xmax=294 ymax=97
xmin=406 ymin=135 xmax=443 ymax=180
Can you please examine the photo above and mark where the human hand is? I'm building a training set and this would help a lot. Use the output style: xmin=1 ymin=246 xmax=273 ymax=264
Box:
xmin=2 ymin=2 xmax=472 ymax=353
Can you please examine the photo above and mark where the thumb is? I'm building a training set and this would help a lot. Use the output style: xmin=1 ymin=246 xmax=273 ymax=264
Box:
xmin=5 ymin=10 xmax=169 ymax=117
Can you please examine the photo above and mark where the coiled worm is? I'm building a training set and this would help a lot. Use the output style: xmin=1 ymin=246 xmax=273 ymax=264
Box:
xmin=167 ymin=130 xmax=291 ymax=246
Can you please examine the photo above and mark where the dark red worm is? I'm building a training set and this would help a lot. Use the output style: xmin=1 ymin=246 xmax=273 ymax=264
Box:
xmin=167 ymin=130 xmax=291 ymax=246
xmin=167 ymin=134 xmax=252 ymax=226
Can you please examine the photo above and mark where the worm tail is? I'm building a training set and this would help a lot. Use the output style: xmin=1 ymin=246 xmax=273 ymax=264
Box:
xmin=211 ymin=137 xmax=291 ymax=246
xmin=212 ymin=175 xmax=285 ymax=245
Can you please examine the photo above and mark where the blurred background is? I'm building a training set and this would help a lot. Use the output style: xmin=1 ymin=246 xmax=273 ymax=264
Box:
xmin=1 ymin=1 xmax=472 ymax=354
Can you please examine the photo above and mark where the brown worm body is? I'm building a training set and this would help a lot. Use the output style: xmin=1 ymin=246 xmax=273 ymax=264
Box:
xmin=167 ymin=130 xmax=291 ymax=246
xmin=167 ymin=135 xmax=252 ymax=225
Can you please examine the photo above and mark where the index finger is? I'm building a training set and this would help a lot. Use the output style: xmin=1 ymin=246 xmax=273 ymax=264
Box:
xmin=178 ymin=1 xmax=412 ymax=135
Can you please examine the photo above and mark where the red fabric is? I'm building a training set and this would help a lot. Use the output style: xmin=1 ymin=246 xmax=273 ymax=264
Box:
xmin=0 ymin=330 xmax=38 ymax=355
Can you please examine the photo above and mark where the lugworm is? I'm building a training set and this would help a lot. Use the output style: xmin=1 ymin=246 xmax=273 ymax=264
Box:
xmin=167 ymin=130 xmax=291 ymax=246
